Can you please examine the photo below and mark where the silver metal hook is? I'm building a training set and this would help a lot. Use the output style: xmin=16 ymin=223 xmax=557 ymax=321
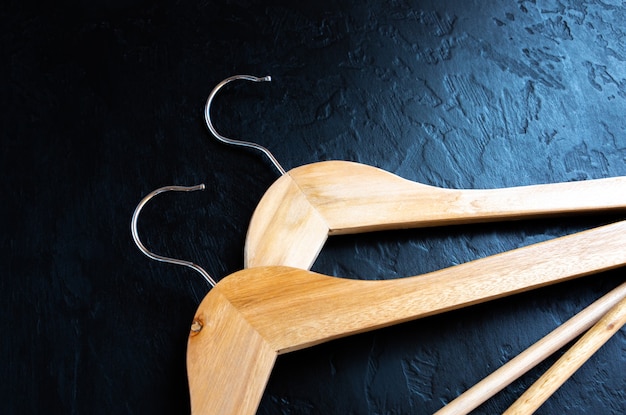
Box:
xmin=131 ymin=184 xmax=217 ymax=288
xmin=204 ymin=74 xmax=287 ymax=175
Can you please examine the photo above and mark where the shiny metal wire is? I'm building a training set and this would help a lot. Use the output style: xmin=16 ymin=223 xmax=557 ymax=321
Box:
xmin=204 ymin=74 xmax=286 ymax=175
xmin=131 ymin=184 xmax=217 ymax=287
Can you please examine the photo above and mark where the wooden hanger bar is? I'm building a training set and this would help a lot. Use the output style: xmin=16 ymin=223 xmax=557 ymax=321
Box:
xmin=188 ymin=220 xmax=626 ymax=415
xmin=245 ymin=161 xmax=626 ymax=269
xmin=503 ymin=295 xmax=626 ymax=414
xmin=434 ymin=281 xmax=626 ymax=415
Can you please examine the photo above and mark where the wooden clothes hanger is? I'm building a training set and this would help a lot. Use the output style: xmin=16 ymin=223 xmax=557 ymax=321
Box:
xmin=148 ymin=75 xmax=626 ymax=414
xmin=245 ymin=160 xmax=626 ymax=269
xmin=434 ymin=280 xmax=626 ymax=415
xmin=129 ymin=76 xmax=626 ymax=414
xmin=503 ymin=293 xmax=626 ymax=414
xmin=187 ymin=225 xmax=626 ymax=415
xmin=204 ymin=75 xmax=626 ymax=270
xmin=203 ymin=76 xmax=626 ymax=412
xmin=132 ymin=185 xmax=626 ymax=415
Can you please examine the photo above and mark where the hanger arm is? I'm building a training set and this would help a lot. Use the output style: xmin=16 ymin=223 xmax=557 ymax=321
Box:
xmin=434 ymin=281 xmax=626 ymax=415
xmin=503 ymin=295 xmax=626 ymax=414
xmin=245 ymin=161 xmax=626 ymax=268
xmin=189 ymin=220 xmax=626 ymax=415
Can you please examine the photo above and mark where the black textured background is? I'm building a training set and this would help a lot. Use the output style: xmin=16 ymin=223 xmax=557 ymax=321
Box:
xmin=2 ymin=1 xmax=626 ymax=414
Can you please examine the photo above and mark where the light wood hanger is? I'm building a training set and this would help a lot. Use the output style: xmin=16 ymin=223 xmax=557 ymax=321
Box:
xmin=245 ymin=160 xmax=626 ymax=269
xmin=187 ymin=221 xmax=626 ymax=415
xmin=197 ymin=75 xmax=626 ymax=413
xmin=131 ymin=184 xmax=625 ymax=415
xmin=504 ymin=294 xmax=626 ymax=414
xmin=434 ymin=280 xmax=626 ymax=415
xmin=203 ymin=75 xmax=626 ymax=270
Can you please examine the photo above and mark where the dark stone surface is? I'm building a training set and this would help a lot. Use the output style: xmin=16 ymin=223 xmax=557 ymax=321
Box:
xmin=2 ymin=1 xmax=625 ymax=414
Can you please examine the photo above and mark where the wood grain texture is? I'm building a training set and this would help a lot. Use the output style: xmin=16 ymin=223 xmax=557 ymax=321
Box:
xmin=503 ymin=296 xmax=626 ymax=415
xmin=189 ymin=220 xmax=626 ymax=414
xmin=187 ymin=289 xmax=277 ymax=415
xmin=245 ymin=161 xmax=626 ymax=269
xmin=244 ymin=172 xmax=329 ymax=269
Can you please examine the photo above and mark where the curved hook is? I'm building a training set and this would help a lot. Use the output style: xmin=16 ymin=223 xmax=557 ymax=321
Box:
xmin=204 ymin=74 xmax=287 ymax=175
xmin=131 ymin=184 xmax=217 ymax=287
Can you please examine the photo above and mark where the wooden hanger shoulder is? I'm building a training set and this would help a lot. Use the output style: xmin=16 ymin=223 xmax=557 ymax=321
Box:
xmin=245 ymin=160 xmax=626 ymax=269
xmin=244 ymin=170 xmax=329 ymax=269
